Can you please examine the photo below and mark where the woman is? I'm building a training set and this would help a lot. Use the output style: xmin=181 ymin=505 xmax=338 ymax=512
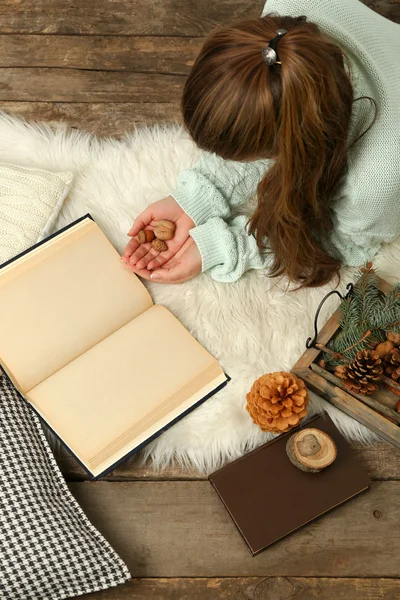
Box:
xmin=122 ymin=0 xmax=400 ymax=287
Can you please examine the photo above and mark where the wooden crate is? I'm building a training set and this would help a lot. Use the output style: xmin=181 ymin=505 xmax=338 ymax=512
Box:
xmin=292 ymin=276 xmax=400 ymax=449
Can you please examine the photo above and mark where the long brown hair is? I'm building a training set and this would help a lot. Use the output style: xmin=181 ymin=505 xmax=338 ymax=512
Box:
xmin=181 ymin=14 xmax=375 ymax=287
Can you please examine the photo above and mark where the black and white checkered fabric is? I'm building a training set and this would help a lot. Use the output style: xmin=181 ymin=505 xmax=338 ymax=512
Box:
xmin=0 ymin=375 xmax=131 ymax=599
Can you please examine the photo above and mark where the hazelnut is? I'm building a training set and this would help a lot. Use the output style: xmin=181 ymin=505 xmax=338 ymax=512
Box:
xmin=152 ymin=238 xmax=168 ymax=252
xmin=137 ymin=229 xmax=155 ymax=244
xmin=375 ymin=341 xmax=395 ymax=357
xmin=153 ymin=220 xmax=176 ymax=241
xmin=387 ymin=331 xmax=400 ymax=346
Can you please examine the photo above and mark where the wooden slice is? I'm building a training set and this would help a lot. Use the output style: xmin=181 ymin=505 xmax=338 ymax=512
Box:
xmin=286 ymin=428 xmax=337 ymax=473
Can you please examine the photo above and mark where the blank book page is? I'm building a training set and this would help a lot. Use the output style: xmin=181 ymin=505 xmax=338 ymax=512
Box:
xmin=26 ymin=305 xmax=223 ymax=466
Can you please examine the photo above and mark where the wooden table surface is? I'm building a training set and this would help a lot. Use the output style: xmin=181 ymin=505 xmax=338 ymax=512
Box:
xmin=1 ymin=1 xmax=399 ymax=598
xmin=58 ymin=441 xmax=400 ymax=599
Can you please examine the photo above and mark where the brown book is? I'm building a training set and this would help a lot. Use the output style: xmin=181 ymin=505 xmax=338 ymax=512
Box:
xmin=209 ymin=414 xmax=371 ymax=556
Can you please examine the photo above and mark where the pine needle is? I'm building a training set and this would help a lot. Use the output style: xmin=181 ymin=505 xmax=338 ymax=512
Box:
xmin=326 ymin=262 xmax=400 ymax=363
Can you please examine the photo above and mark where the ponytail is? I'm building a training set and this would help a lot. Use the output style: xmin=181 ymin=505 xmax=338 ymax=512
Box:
xmin=182 ymin=14 xmax=375 ymax=286
xmin=248 ymin=17 xmax=354 ymax=285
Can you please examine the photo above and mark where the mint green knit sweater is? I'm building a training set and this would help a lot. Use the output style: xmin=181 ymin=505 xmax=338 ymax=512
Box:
xmin=169 ymin=0 xmax=400 ymax=282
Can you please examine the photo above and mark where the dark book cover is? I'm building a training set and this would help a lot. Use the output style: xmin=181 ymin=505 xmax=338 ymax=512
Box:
xmin=209 ymin=413 xmax=371 ymax=556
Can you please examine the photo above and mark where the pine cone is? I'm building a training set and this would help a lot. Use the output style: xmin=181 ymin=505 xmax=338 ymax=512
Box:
xmin=382 ymin=348 xmax=400 ymax=381
xmin=334 ymin=349 xmax=383 ymax=395
xmin=246 ymin=372 xmax=309 ymax=434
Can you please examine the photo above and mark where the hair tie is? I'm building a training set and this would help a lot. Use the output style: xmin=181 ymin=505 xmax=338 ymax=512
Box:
xmin=262 ymin=29 xmax=288 ymax=66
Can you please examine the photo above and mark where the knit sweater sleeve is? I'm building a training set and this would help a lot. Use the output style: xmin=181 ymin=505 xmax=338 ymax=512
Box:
xmin=328 ymin=228 xmax=383 ymax=266
xmin=169 ymin=151 xmax=270 ymax=225
xmin=326 ymin=184 xmax=397 ymax=266
xmin=190 ymin=215 xmax=272 ymax=282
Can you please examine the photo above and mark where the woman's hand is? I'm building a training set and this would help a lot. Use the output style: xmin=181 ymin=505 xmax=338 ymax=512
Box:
xmin=122 ymin=195 xmax=195 ymax=270
xmin=130 ymin=237 xmax=202 ymax=284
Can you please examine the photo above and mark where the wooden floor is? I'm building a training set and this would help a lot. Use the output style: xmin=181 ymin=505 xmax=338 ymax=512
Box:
xmin=1 ymin=1 xmax=399 ymax=598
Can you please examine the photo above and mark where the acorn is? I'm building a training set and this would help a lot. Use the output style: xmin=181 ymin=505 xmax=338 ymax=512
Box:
xmin=137 ymin=229 xmax=155 ymax=244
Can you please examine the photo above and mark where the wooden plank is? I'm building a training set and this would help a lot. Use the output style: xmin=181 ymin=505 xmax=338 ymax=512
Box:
xmin=0 ymin=36 xmax=200 ymax=73
xmin=353 ymin=442 xmax=400 ymax=480
xmin=69 ymin=480 xmax=400 ymax=576
xmin=0 ymin=1 xmax=265 ymax=36
xmin=297 ymin=367 xmax=400 ymax=449
xmin=58 ymin=441 xmax=400 ymax=481
xmin=361 ymin=0 xmax=400 ymax=23
xmin=84 ymin=576 xmax=400 ymax=599
xmin=58 ymin=449 xmax=203 ymax=481
xmin=310 ymin=363 xmax=400 ymax=423
xmin=0 ymin=0 xmax=397 ymax=38
xmin=0 ymin=68 xmax=184 ymax=102
xmin=0 ymin=102 xmax=182 ymax=135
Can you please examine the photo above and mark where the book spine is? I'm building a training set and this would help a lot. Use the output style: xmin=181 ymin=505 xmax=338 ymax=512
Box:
xmin=1 ymin=369 xmax=229 ymax=480
xmin=94 ymin=376 xmax=230 ymax=479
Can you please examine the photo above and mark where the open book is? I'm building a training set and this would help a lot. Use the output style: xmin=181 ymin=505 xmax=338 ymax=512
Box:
xmin=0 ymin=215 xmax=228 ymax=478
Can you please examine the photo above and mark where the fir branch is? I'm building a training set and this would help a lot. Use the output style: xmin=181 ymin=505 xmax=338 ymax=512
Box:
xmin=328 ymin=263 xmax=400 ymax=358
xmin=382 ymin=320 xmax=400 ymax=333
xmin=351 ymin=269 xmax=381 ymax=330
xmin=329 ymin=324 xmax=379 ymax=361
xmin=383 ymin=283 xmax=400 ymax=311
xmin=341 ymin=329 xmax=372 ymax=354
xmin=376 ymin=284 xmax=400 ymax=332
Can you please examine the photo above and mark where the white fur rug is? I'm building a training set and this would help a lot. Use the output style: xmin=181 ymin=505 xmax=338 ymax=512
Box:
xmin=1 ymin=111 xmax=399 ymax=473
